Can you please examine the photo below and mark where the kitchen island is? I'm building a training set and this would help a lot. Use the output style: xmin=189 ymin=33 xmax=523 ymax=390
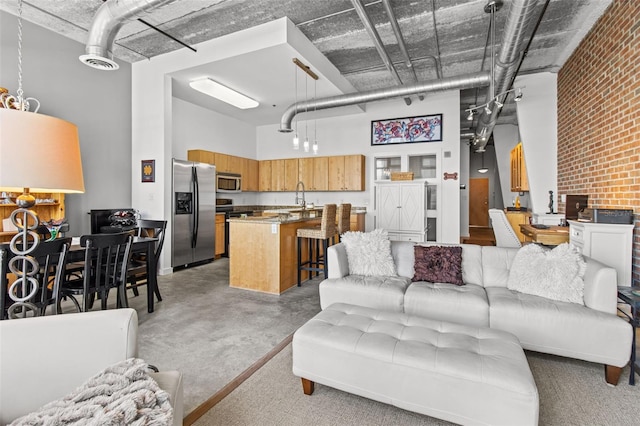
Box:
xmin=227 ymin=214 xmax=323 ymax=294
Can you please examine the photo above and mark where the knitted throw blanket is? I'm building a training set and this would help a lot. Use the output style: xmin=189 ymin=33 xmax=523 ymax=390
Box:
xmin=10 ymin=358 xmax=173 ymax=426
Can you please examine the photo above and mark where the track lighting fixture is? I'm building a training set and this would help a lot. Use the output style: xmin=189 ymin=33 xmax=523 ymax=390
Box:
xmin=463 ymin=87 xmax=524 ymax=118
xmin=514 ymin=88 xmax=523 ymax=102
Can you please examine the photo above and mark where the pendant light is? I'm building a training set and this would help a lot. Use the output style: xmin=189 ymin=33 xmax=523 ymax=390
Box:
xmin=292 ymin=62 xmax=299 ymax=150
xmin=312 ymin=78 xmax=318 ymax=155
xmin=303 ymin=74 xmax=309 ymax=153
xmin=478 ymin=152 xmax=489 ymax=173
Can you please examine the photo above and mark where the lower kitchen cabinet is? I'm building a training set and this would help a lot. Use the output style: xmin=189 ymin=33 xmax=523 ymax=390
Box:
xmin=215 ymin=213 xmax=225 ymax=257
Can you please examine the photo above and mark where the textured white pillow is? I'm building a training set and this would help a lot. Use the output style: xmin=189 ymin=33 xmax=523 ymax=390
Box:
xmin=507 ymin=243 xmax=586 ymax=304
xmin=341 ymin=229 xmax=397 ymax=276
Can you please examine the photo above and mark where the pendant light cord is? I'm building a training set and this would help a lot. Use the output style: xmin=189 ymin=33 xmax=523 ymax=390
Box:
xmin=16 ymin=0 xmax=25 ymax=105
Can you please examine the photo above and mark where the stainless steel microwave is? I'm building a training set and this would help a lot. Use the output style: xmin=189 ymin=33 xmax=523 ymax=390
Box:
xmin=216 ymin=173 xmax=242 ymax=193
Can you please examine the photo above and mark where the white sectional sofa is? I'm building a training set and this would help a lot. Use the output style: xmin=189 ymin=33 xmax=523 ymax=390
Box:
xmin=320 ymin=241 xmax=633 ymax=385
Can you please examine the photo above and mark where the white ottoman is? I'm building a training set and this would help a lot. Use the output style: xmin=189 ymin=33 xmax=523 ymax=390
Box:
xmin=292 ymin=303 xmax=539 ymax=426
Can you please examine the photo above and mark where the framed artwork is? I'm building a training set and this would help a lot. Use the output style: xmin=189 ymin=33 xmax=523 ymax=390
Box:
xmin=141 ymin=159 xmax=155 ymax=183
xmin=371 ymin=114 xmax=443 ymax=145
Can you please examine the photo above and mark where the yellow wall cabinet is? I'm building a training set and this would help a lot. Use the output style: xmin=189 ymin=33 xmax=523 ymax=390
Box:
xmin=328 ymin=155 xmax=365 ymax=191
xmin=510 ymin=142 xmax=529 ymax=192
xmin=189 ymin=149 xmax=365 ymax=193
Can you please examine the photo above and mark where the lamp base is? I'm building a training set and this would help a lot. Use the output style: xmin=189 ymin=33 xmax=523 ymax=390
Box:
xmin=16 ymin=192 xmax=35 ymax=208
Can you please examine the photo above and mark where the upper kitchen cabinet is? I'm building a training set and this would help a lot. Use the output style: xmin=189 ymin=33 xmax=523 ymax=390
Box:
xmin=259 ymin=160 xmax=272 ymax=191
xmin=328 ymin=155 xmax=365 ymax=191
xmin=242 ymin=158 xmax=259 ymax=192
xmin=510 ymin=142 xmax=529 ymax=192
xmin=272 ymin=159 xmax=298 ymax=191
xmin=187 ymin=149 xmax=215 ymax=164
xmin=299 ymin=157 xmax=328 ymax=191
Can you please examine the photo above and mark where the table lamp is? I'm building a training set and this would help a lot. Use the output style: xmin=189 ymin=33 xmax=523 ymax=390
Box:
xmin=0 ymin=108 xmax=85 ymax=318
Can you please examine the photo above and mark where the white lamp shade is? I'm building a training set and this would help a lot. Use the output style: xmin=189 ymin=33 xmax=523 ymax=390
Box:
xmin=0 ymin=108 xmax=85 ymax=193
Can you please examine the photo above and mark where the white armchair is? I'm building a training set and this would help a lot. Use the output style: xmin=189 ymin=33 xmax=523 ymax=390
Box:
xmin=0 ymin=309 xmax=183 ymax=426
xmin=489 ymin=208 xmax=522 ymax=248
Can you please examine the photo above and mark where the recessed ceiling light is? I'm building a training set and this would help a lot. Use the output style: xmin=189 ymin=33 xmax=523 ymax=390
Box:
xmin=189 ymin=78 xmax=259 ymax=109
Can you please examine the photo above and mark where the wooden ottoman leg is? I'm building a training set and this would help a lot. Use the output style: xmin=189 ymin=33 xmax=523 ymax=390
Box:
xmin=604 ymin=365 xmax=622 ymax=386
xmin=301 ymin=378 xmax=315 ymax=395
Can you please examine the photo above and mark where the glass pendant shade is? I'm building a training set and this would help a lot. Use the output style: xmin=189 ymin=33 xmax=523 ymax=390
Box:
xmin=292 ymin=134 xmax=299 ymax=150
xmin=303 ymin=138 xmax=310 ymax=153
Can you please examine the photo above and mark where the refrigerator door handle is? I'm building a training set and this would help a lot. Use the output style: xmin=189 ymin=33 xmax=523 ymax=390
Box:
xmin=192 ymin=166 xmax=199 ymax=249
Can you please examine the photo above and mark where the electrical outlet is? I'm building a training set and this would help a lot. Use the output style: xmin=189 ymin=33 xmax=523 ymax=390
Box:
xmin=560 ymin=194 xmax=566 ymax=203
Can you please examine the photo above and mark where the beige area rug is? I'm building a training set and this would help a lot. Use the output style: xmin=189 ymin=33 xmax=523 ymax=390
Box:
xmin=193 ymin=342 xmax=640 ymax=426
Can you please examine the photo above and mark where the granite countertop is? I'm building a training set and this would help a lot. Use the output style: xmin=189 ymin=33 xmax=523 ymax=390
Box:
xmin=234 ymin=205 xmax=367 ymax=214
xmin=227 ymin=215 xmax=321 ymax=225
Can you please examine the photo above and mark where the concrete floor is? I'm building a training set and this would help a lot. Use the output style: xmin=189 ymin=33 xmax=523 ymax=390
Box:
xmin=129 ymin=258 xmax=323 ymax=416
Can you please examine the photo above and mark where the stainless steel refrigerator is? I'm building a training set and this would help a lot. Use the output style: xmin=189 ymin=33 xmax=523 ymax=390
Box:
xmin=171 ymin=159 xmax=216 ymax=267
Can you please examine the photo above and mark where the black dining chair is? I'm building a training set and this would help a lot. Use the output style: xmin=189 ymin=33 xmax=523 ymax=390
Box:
xmin=0 ymin=238 xmax=71 ymax=319
xmin=61 ymin=232 xmax=133 ymax=312
xmin=126 ymin=219 xmax=167 ymax=304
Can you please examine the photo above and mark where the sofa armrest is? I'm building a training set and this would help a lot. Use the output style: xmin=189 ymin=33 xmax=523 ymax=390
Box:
xmin=327 ymin=243 xmax=349 ymax=279
xmin=583 ymin=256 xmax=618 ymax=314
xmin=0 ymin=308 xmax=138 ymax=425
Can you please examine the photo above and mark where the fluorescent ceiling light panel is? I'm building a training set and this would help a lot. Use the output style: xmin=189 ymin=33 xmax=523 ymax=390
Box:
xmin=189 ymin=78 xmax=259 ymax=109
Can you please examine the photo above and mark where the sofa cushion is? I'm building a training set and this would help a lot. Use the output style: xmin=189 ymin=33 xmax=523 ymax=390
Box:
xmin=404 ymin=282 xmax=490 ymax=327
xmin=391 ymin=241 xmax=417 ymax=279
xmin=481 ymin=246 xmax=519 ymax=288
xmin=487 ymin=287 xmax=632 ymax=367
xmin=412 ymin=245 xmax=464 ymax=285
xmin=507 ymin=243 xmax=586 ymax=304
xmin=319 ymin=275 xmax=411 ymax=312
xmin=341 ymin=229 xmax=397 ymax=276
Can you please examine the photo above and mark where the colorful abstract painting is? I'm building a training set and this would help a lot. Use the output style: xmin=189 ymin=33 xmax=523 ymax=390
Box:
xmin=371 ymin=114 xmax=442 ymax=145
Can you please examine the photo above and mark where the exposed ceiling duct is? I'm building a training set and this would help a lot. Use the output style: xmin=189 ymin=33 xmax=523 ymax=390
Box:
xmin=278 ymin=72 xmax=491 ymax=133
xmin=350 ymin=0 xmax=412 ymax=105
xmin=79 ymin=0 xmax=177 ymax=70
xmin=473 ymin=0 xmax=539 ymax=151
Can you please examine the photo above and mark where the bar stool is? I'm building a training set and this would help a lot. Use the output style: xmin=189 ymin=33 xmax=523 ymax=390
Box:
xmin=336 ymin=203 xmax=351 ymax=242
xmin=297 ymin=204 xmax=336 ymax=286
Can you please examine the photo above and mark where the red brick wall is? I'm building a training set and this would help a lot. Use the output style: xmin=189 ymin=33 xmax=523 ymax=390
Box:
xmin=557 ymin=0 xmax=640 ymax=286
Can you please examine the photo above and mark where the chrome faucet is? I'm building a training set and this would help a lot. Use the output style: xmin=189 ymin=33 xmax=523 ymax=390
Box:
xmin=295 ymin=181 xmax=306 ymax=208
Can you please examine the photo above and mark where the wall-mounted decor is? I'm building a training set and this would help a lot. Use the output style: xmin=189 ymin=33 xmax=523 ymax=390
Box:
xmin=141 ymin=159 xmax=155 ymax=183
xmin=371 ymin=114 xmax=442 ymax=145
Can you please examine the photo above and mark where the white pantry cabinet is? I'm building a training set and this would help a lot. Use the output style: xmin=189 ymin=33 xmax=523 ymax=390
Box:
xmin=375 ymin=181 xmax=436 ymax=242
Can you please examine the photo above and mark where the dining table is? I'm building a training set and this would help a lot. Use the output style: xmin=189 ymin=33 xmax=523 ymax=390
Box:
xmin=68 ymin=236 xmax=159 ymax=313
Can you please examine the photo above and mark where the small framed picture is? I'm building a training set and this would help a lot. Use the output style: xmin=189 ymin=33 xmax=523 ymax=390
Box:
xmin=141 ymin=160 xmax=155 ymax=183
xmin=371 ymin=114 xmax=443 ymax=145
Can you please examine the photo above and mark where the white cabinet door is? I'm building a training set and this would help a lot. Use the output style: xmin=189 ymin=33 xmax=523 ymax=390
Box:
xmin=377 ymin=184 xmax=400 ymax=230
xmin=376 ymin=182 xmax=427 ymax=240
xmin=399 ymin=184 xmax=425 ymax=232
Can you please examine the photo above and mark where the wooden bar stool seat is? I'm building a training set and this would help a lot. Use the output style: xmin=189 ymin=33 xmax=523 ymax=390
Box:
xmin=297 ymin=204 xmax=336 ymax=286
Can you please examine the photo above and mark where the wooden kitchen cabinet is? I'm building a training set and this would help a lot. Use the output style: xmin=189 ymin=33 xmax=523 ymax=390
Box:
xmin=504 ymin=210 xmax=531 ymax=243
xmin=270 ymin=159 xmax=285 ymax=191
xmin=350 ymin=213 xmax=365 ymax=232
xmin=214 ymin=153 xmax=229 ymax=173
xmin=215 ymin=213 xmax=225 ymax=257
xmin=283 ymin=158 xmax=299 ymax=191
xmin=297 ymin=157 xmax=328 ymax=191
xmin=187 ymin=149 xmax=215 ymax=164
xmin=510 ymin=142 xmax=529 ymax=192
xmin=259 ymin=160 xmax=272 ymax=191
xmin=226 ymin=155 xmax=242 ymax=174
xmin=329 ymin=155 xmax=365 ymax=191
xmin=242 ymin=158 xmax=259 ymax=191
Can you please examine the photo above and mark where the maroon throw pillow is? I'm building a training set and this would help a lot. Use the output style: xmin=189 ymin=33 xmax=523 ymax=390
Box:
xmin=412 ymin=245 xmax=464 ymax=285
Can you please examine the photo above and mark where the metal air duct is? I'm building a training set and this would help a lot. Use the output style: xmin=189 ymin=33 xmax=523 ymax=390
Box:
xmin=80 ymin=0 xmax=176 ymax=70
xmin=278 ymin=72 xmax=491 ymax=132
xmin=474 ymin=0 xmax=539 ymax=150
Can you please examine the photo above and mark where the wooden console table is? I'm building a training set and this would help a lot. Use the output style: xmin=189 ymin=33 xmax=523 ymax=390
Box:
xmin=519 ymin=224 xmax=570 ymax=246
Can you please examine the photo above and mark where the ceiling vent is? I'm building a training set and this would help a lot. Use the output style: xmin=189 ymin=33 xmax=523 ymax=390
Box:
xmin=79 ymin=0 xmax=176 ymax=71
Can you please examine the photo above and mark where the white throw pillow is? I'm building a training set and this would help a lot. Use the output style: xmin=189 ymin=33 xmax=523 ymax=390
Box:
xmin=507 ymin=243 xmax=586 ymax=304
xmin=341 ymin=229 xmax=397 ymax=276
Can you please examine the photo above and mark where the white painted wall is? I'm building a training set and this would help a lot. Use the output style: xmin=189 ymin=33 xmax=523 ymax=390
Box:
xmin=0 ymin=11 xmax=132 ymax=236
xmin=459 ymin=140 xmax=470 ymax=238
xmin=172 ymin=98 xmax=257 ymax=160
xmin=515 ymin=73 xmax=558 ymax=215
